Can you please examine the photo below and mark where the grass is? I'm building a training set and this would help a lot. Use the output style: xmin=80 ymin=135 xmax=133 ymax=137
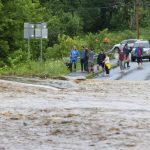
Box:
xmin=0 ymin=60 xmax=69 ymax=78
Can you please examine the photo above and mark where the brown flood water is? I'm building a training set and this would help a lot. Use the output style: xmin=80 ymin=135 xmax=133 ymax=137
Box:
xmin=0 ymin=79 xmax=150 ymax=150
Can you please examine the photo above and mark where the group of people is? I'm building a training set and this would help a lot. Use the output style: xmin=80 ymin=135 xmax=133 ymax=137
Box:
xmin=69 ymin=46 xmax=95 ymax=73
xmin=118 ymin=43 xmax=144 ymax=72
xmin=118 ymin=44 xmax=131 ymax=72
xmin=97 ymin=51 xmax=111 ymax=76
xmin=65 ymin=43 xmax=144 ymax=76
xmin=65 ymin=46 xmax=111 ymax=76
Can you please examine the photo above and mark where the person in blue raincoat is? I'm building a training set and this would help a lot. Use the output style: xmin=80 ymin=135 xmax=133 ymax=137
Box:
xmin=70 ymin=47 xmax=79 ymax=72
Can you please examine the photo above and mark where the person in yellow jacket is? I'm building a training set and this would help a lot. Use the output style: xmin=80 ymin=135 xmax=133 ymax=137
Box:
xmin=104 ymin=54 xmax=111 ymax=76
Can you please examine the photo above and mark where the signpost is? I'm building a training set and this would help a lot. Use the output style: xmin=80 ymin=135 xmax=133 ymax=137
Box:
xmin=24 ymin=22 xmax=48 ymax=61
xmin=35 ymin=22 xmax=48 ymax=62
xmin=24 ymin=23 xmax=34 ymax=60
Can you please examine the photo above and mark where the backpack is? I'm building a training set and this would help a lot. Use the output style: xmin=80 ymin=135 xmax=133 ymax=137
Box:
xmin=138 ymin=48 xmax=142 ymax=57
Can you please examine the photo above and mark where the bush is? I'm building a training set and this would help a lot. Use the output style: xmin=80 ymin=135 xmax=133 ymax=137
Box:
xmin=8 ymin=49 xmax=28 ymax=67
xmin=140 ymin=27 xmax=150 ymax=41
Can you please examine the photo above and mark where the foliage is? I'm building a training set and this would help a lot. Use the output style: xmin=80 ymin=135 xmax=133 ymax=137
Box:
xmin=8 ymin=49 xmax=28 ymax=67
xmin=0 ymin=0 xmax=149 ymax=77
xmin=0 ymin=60 xmax=68 ymax=77
xmin=140 ymin=27 xmax=150 ymax=41
xmin=45 ymin=34 xmax=85 ymax=59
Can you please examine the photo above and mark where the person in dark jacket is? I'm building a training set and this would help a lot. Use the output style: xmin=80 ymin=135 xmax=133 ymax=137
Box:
xmin=97 ymin=51 xmax=106 ymax=75
xmin=80 ymin=46 xmax=85 ymax=72
xmin=123 ymin=44 xmax=130 ymax=68
xmin=84 ymin=48 xmax=89 ymax=72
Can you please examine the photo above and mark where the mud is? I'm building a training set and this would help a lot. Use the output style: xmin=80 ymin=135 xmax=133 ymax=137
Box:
xmin=0 ymin=79 xmax=150 ymax=150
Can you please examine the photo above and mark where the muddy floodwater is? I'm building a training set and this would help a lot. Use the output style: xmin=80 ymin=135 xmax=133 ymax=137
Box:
xmin=0 ymin=78 xmax=150 ymax=150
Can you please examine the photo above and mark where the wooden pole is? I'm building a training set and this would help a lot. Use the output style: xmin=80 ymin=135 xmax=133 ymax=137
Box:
xmin=135 ymin=0 xmax=140 ymax=39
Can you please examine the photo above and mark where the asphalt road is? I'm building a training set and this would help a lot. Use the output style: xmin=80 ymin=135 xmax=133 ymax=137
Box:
xmin=66 ymin=59 xmax=150 ymax=81
xmin=94 ymin=60 xmax=150 ymax=81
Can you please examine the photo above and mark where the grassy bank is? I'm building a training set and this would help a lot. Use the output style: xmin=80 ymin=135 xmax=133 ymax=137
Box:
xmin=0 ymin=60 xmax=69 ymax=78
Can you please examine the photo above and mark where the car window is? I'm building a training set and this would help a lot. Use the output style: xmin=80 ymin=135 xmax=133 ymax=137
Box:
xmin=127 ymin=40 xmax=136 ymax=44
xmin=121 ymin=40 xmax=127 ymax=44
xmin=127 ymin=41 xmax=133 ymax=44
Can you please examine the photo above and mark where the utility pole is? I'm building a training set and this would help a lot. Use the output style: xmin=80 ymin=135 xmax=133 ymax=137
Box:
xmin=135 ymin=0 xmax=140 ymax=39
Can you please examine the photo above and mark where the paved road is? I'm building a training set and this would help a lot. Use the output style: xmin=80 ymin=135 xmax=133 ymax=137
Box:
xmin=65 ymin=59 xmax=150 ymax=81
xmin=94 ymin=60 xmax=150 ymax=81
xmin=65 ymin=59 xmax=117 ymax=80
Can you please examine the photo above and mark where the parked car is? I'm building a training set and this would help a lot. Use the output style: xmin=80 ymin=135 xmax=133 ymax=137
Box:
xmin=112 ymin=39 xmax=138 ymax=62
xmin=113 ymin=39 xmax=138 ymax=53
xmin=131 ymin=40 xmax=150 ymax=62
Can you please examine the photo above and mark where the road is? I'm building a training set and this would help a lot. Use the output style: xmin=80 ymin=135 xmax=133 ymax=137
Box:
xmin=65 ymin=59 xmax=117 ymax=80
xmin=94 ymin=60 xmax=150 ymax=81
xmin=65 ymin=59 xmax=150 ymax=81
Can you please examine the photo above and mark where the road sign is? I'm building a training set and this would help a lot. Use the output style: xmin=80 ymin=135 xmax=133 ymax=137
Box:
xmin=24 ymin=23 xmax=34 ymax=39
xmin=35 ymin=22 xmax=48 ymax=39
xmin=24 ymin=22 xmax=48 ymax=62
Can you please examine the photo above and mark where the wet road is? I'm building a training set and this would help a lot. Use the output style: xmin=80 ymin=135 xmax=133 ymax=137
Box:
xmin=94 ymin=61 xmax=150 ymax=81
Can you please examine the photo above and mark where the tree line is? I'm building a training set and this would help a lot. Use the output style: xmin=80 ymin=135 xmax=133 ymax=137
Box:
xmin=0 ymin=0 xmax=149 ymax=66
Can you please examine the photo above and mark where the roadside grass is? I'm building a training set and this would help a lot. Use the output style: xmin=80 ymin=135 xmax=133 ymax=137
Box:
xmin=0 ymin=56 xmax=118 ymax=79
xmin=0 ymin=60 xmax=69 ymax=78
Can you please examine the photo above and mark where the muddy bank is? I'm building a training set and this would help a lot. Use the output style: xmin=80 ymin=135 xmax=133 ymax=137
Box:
xmin=0 ymin=79 xmax=150 ymax=150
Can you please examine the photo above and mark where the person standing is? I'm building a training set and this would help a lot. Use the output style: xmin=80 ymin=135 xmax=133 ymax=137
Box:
xmin=70 ymin=47 xmax=79 ymax=72
xmin=97 ymin=51 xmax=106 ymax=75
xmin=135 ymin=44 xmax=144 ymax=68
xmin=84 ymin=48 xmax=89 ymax=72
xmin=119 ymin=47 xmax=125 ymax=72
xmin=88 ymin=48 xmax=94 ymax=73
xmin=104 ymin=54 xmax=110 ymax=76
xmin=123 ymin=44 xmax=130 ymax=68
xmin=80 ymin=46 xmax=85 ymax=72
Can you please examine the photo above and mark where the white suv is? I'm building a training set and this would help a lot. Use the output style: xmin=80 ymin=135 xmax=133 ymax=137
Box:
xmin=131 ymin=40 xmax=150 ymax=62
xmin=113 ymin=39 xmax=138 ymax=52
